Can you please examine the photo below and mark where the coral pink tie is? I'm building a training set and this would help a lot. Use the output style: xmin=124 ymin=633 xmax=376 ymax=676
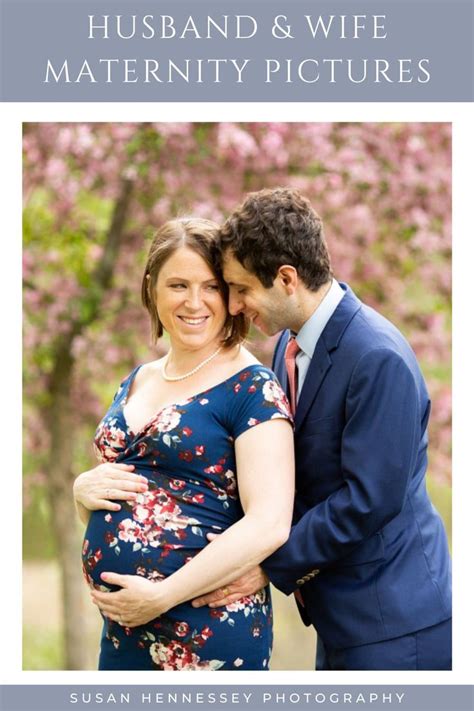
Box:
xmin=285 ymin=336 xmax=300 ymax=416
xmin=285 ymin=336 xmax=305 ymax=607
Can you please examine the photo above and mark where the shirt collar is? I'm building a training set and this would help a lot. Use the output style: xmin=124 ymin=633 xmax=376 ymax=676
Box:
xmin=295 ymin=279 xmax=345 ymax=358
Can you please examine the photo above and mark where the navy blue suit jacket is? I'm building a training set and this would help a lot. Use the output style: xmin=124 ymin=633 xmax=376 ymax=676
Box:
xmin=264 ymin=284 xmax=451 ymax=649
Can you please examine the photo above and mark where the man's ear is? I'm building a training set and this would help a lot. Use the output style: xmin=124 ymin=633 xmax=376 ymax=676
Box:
xmin=277 ymin=265 xmax=298 ymax=294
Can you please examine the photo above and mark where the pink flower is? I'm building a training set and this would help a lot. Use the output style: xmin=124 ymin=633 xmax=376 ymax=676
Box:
xmin=169 ymin=479 xmax=186 ymax=490
xmin=94 ymin=418 xmax=127 ymax=461
xmin=204 ymin=463 xmax=224 ymax=474
xmin=210 ymin=609 xmax=226 ymax=619
xmin=118 ymin=519 xmax=146 ymax=545
xmin=149 ymin=638 xmax=225 ymax=670
xmin=262 ymin=380 xmax=292 ymax=418
xmin=151 ymin=405 xmax=181 ymax=433
xmin=200 ymin=625 xmax=213 ymax=640
xmin=174 ymin=621 xmax=190 ymax=637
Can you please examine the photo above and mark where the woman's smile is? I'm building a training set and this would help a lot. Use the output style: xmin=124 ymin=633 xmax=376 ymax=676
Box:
xmin=177 ymin=315 xmax=210 ymax=327
xmin=155 ymin=246 xmax=227 ymax=351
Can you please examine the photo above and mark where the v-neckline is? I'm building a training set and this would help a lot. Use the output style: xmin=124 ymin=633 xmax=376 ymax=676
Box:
xmin=120 ymin=363 xmax=263 ymax=440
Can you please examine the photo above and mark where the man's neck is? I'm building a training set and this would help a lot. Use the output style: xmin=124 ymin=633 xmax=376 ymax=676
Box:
xmin=291 ymin=279 xmax=333 ymax=333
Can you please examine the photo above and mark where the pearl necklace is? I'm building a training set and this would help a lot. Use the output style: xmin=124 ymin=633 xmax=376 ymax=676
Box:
xmin=162 ymin=346 xmax=223 ymax=382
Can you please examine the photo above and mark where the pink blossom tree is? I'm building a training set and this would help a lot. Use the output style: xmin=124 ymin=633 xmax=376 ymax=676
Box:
xmin=23 ymin=122 xmax=451 ymax=668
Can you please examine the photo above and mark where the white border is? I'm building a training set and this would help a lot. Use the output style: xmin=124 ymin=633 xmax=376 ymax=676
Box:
xmin=3 ymin=102 xmax=473 ymax=687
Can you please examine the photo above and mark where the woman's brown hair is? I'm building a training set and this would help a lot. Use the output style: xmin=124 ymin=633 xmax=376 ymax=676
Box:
xmin=141 ymin=218 xmax=249 ymax=347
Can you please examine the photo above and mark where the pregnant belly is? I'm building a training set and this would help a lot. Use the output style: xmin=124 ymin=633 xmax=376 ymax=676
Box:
xmin=82 ymin=485 xmax=236 ymax=589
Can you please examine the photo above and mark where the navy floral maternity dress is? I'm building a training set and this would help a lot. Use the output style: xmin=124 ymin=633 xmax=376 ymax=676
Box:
xmin=82 ymin=365 xmax=292 ymax=671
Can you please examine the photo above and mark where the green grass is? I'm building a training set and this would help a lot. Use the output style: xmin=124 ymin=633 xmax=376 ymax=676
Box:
xmin=427 ymin=476 xmax=452 ymax=550
xmin=23 ymin=627 xmax=63 ymax=671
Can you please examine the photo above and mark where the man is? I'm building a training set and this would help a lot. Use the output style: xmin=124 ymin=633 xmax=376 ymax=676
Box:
xmin=193 ymin=187 xmax=452 ymax=670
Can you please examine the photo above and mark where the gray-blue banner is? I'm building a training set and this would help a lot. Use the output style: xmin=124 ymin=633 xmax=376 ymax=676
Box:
xmin=0 ymin=686 xmax=473 ymax=711
xmin=0 ymin=0 xmax=473 ymax=101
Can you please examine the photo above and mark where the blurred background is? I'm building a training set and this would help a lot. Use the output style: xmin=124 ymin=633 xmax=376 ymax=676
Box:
xmin=23 ymin=122 xmax=451 ymax=671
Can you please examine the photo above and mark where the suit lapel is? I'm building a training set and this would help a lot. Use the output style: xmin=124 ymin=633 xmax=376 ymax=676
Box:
xmin=295 ymin=343 xmax=332 ymax=431
xmin=273 ymin=330 xmax=290 ymax=396
xmin=294 ymin=284 xmax=362 ymax=433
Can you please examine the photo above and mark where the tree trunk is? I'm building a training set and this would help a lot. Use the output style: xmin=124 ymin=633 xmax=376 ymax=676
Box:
xmin=43 ymin=176 xmax=134 ymax=669
xmin=46 ymin=344 xmax=87 ymax=669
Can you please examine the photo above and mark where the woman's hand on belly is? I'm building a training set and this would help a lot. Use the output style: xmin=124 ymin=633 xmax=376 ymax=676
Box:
xmin=73 ymin=463 xmax=149 ymax=523
xmin=91 ymin=572 xmax=172 ymax=628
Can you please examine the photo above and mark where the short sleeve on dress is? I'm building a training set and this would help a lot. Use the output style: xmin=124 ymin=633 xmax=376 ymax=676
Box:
xmin=226 ymin=367 xmax=293 ymax=441
xmin=111 ymin=366 xmax=140 ymax=404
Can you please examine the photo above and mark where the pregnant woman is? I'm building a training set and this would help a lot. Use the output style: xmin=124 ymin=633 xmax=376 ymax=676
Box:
xmin=73 ymin=217 xmax=294 ymax=671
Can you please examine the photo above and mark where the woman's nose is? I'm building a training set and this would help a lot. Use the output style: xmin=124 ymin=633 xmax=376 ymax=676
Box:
xmin=185 ymin=289 xmax=204 ymax=310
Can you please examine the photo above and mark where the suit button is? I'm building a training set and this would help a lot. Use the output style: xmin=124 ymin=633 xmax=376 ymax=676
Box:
xmin=303 ymin=575 xmax=311 ymax=582
xmin=296 ymin=578 xmax=305 ymax=586
xmin=312 ymin=569 xmax=320 ymax=575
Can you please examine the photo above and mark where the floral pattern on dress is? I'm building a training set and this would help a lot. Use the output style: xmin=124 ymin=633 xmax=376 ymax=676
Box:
xmin=82 ymin=538 xmax=104 ymax=588
xmin=262 ymin=378 xmax=293 ymax=419
xmin=84 ymin=364 xmax=291 ymax=671
xmin=148 ymin=624 xmax=225 ymax=671
xmin=117 ymin=487 xmax=202 ymax=551
xmin=209 ymin=586 xmax=272 ymax=639
xmin=93 ymin=417 xmax=128 ymax=462
xmin=147 ymin=404 xmax=182 ymax=435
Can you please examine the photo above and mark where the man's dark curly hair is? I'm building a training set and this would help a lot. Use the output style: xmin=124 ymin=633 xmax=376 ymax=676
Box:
xmin=219 ymin=187 xmax=332 ymax=291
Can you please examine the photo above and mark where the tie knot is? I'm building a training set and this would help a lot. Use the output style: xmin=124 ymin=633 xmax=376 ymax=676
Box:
xmin=285 ymin=336 xmax=300 ymax=362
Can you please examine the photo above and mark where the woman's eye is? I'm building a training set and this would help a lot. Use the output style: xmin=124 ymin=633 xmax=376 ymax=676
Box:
xmin=206 ymin=284 xmax=220 ymax=291
xmin=170 ymin=283 xmax=186 ymax=289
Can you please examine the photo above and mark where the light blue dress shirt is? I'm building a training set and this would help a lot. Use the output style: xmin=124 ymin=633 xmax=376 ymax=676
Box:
xmin=294 ymin=279 xmax=345 ymax=400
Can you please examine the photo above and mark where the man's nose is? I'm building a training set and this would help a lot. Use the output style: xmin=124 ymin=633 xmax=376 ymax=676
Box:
xmin=228 ymin=292 xmax=244 ymax=316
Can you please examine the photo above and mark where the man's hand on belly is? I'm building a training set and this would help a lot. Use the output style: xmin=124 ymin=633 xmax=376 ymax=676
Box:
xmin=91 ymin=572 xmax=171 ymax=627
xmin=191 ymin=566 xmax=269 ymax=608
xmin=191 ymin=534 xmax=269 ymax=608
